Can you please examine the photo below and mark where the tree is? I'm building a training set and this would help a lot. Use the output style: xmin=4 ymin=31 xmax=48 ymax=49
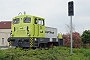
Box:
xmin=81 ymin=30 xmax=90 ymax=44
xmin=63 ymin=32 xmax=82 ymax=48
xmin=65 ymin=24 xmax=75 ymax=33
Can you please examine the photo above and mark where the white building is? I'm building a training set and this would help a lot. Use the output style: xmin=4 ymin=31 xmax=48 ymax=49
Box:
xmin=0 ymin=21 xmax=11 ymax=47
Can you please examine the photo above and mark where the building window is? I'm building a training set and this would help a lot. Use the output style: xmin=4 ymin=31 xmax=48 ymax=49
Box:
xmin=2 ymin=38 xmax=4 ymax=44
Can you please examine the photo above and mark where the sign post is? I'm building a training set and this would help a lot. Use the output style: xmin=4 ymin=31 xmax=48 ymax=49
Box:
xmin=68 ymin=1 xmax=74 ymax=54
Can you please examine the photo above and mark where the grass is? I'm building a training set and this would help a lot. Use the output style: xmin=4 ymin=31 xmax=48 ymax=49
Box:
xmin=0 ymin=46 xmax=90 ymax=60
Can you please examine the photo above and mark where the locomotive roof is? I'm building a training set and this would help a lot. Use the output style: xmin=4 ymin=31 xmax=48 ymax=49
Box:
xmin=13 ymin=14 xmax=45 ymax=19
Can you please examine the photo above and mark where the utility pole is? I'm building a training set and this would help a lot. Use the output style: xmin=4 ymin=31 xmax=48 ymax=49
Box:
xmin=70 ymin=16 xmax=72 ymax=54
xmin=68 ymin=1 xmax=74 ymax=54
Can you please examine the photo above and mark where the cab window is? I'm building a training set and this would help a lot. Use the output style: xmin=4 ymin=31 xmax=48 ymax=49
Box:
xmin=42 ymin=20 xmax=44 ymax=26
xmin=38 ymin=19 xmax=42 ymax=25
xmin=23 ymin=17 xmax=31 ymax=23
xmin=13 ymin=18 xmax=20 ymax=24
xmin=38 ymin=19 xmax=44 ymax=26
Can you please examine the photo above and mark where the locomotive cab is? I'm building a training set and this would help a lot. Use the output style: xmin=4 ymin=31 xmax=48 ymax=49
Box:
xmin=10 ymin=15 xmax=45 ymax=38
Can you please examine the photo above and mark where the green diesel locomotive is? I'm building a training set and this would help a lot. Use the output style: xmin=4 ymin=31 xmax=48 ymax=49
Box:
xmin=8 ymin=12 xmax=63 ymax=48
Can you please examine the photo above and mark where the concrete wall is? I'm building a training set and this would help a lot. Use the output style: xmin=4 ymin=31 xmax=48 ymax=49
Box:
xmin=0 ymin=29 xmax=11 ymax=46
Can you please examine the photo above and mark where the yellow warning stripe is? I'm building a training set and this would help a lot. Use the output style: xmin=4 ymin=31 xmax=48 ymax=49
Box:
xmin=30 ymin=38 xmax=33 ymax=47
xmin=9 ymin=41 xmax=12 ymax=46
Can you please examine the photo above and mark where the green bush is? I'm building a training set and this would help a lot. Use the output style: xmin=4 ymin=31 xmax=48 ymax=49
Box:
xmin=81 ymin=30 xmax=90 ymax=44
xmin=0 ymin=47 xmax=90 ymax=60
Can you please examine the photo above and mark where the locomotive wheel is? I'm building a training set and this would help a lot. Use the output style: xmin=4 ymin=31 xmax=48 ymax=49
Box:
xmin=39 ymin=43 xmax=43 ymax=49
xmin=39 ymin=43 xmax=48 ymax=49
xmin=44 ymin=43 xmax=48 ymax=50
xmin=48 ymin=42 xmax=53 ymax=48
xmin=32 ymin=47 xmax=36 ymax=50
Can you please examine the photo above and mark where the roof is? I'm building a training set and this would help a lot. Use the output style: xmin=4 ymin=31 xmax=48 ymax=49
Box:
xmin=0 ymin=21 xmax=11 ymax=29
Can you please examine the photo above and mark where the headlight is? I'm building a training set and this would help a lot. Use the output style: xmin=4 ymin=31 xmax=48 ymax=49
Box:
xmin=27 ymin=33 xmax=30 ymax=36
xmin=27 ymin=30 xmax=30 ymax=36
xmin=27 ymin=32 xmax=30 ymax=36
xmin=34 ymin=38 xmax=37 ymax=41
xmin=10 ymin=34 xmax=12 ymax=35
xmin=10 ymin=31 xmax=13 ymax=36
xmin=10 ymin=33 xmax=12 ymax=36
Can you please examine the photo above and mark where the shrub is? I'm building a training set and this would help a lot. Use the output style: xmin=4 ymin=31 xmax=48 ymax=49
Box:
xmin=63 ymin=32 xmax=82 ymax=48
xmin=81 ymin=30 xmax=90 ymax=45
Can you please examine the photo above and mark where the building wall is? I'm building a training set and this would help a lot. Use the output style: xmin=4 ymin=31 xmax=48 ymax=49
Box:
xmin=0 ymin=29 xmax=11 ymax=46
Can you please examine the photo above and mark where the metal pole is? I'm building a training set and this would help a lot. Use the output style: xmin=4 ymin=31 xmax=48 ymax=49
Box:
xmin=70 ymin=16 xmax=72 ymax=54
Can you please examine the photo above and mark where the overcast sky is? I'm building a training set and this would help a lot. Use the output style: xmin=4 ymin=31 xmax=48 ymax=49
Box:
xmin=0 ymin=0 xmax=90 ymax=34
